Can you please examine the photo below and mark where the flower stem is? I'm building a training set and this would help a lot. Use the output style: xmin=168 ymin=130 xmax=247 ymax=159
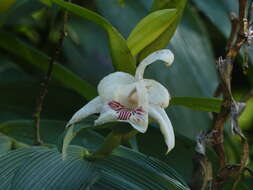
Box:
xmin=89 ymin=128 xmax=138 ymax=160
xmin=89 ymin=131 xmax=122 ymax=159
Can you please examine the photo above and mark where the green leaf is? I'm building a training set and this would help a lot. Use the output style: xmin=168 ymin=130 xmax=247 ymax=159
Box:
xmin=0 ymin=121 xmax=190 ymax=190
xmin=170 ymin=97 xmax=222 ymax=113
xmin=51 ymin=0 xmax=136 ymax=74
xmin=0 ymin=30 xmax=97 ymax=100
xmin=63 ymin=130 xmax=190 ymax=190
xmin=10 ymin=148 xmax=97 ymax=190
xmin=127 ymin=9 xmax=177 ymax=56
xmin=96 ymin=155 xmax=190 ymax=190
xmin=0 ymin=147 xmax=46 ymax=190
xmin=136 ymin=0 xmax=187 ymax=60
xmin=0 ymin=145 xmax=190 ymax=190
xmin=113 ymin=146 xmax=189 ymax=188
xmin=0 ymin=120 xmax=65 ymax=145
xmin=59 ymin=120 xmax=193 ymax=184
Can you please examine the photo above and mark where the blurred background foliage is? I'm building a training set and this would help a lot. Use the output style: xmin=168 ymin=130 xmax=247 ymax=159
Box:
xmin=0 ymin=0 xmax=252 ymax=189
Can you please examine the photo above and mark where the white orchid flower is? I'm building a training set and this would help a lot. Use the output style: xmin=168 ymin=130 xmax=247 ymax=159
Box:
xmin=67 ymin=49 xmax=175 ymax=153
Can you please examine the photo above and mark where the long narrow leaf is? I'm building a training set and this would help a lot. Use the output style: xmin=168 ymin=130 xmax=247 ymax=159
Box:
xmin=51 ymin=0 xmax=136 ymax=74
xmin=135 ymin=0 xmax=187 ymax=60
xmin=0 ymin=30 xmax=96 ymax=100
xmin=127 ymin=9 xmax=177 ymax=56
xmin=170 ymin=97 xmax=222 ymax=113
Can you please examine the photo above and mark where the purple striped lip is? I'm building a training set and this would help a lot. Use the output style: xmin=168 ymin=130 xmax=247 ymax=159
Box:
xmin=108 ymin=101 xmax=145 ymax=121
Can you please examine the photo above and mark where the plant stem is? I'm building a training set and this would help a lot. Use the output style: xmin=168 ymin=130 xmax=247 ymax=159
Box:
xmin=89 ymin=131 xmax=123 ymax=159
xmin=33 ymin=1 xmax=70 ymax=145
xmin=89 ymin=127 xmax=138 ymax=160
xmin=211 ymin=0 xmax=250 ymax=189
xmin=191 ymin=0 xmax=251 ymax=189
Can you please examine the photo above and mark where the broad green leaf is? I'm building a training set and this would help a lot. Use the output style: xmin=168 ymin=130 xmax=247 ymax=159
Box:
xmin=63 ymin=131 xmax=190 ymax=190
xmin=0 ymin=147 xmax=97 ymax=190
xmin=113 ymin=146 xmax=189 ymax=188
xmin=51 ymin=0 xmax=136 ymax=74
xmin=0 ymin=0 xmax=16 ymax=12
xmin=0 ymin=145 xmax=189 ymax=190
xmin=170 ymin=97 xmax=222 ymax=113
xmin=0 ymin=147 xmax=46 ymax=190
xmin=0 ymin=120 xmax=190 ymax=190
xmin=0 ymin=30 xmax=96 ymax=100
xmin=96 ymin=155 xmax=190 ymax=190
xmin=10 ymin=148 xmax=97 ymax=190
xmin=127 ymin=9 xmax=177 ymax=56
xmin=60 ymin=120 xmax=194 ymax=183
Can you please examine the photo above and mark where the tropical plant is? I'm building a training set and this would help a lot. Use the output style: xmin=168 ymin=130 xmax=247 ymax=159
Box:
xmin=0 ymin=0 xmax=252 ymax=190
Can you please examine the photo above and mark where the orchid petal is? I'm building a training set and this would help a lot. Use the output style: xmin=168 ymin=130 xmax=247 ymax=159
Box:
xmin=95 ymin=101 xmax=148 ymax=133
xmin=94 ymin=104 xmax=118 ymax=126
xmin=135 ymin=49 xmax=174 ymax=80
xmin=98 ymin=72 xmax=134 ymax=102
xmin=144 ymin=79 xmax=170 ymax=108
xmin=66 ymin=96 xmax=102 ymax=127
xmin=149 ymin=105 xmax=175 ymax=153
